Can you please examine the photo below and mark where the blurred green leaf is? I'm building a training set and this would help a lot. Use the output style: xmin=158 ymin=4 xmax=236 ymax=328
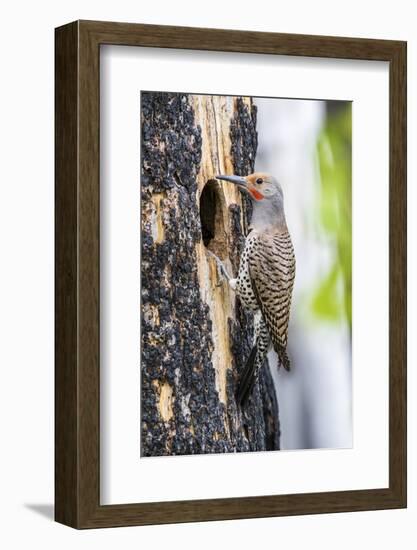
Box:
xmin=311 ymin=103 xmax=352 ymax=327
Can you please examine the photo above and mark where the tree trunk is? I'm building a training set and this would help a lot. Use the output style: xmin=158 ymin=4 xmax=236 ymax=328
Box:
xmin=141 ymin=92 xmax=280 ymax=456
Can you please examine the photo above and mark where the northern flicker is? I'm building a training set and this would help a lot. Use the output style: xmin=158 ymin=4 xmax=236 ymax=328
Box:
xmin=215 ymin=172 xmax=295 ymax=406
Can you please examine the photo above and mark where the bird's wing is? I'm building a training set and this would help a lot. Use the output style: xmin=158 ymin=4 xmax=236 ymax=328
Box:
xmin=247 ymin=231 xmax=295 ymax=355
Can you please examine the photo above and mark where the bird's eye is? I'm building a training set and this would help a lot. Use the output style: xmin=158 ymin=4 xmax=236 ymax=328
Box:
xmin=256 ymin=178 xmax=263 ymax=184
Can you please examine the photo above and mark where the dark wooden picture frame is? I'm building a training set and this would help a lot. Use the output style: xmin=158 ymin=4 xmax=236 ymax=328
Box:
xmin=55 ymin=20 xmax=407 ymax=528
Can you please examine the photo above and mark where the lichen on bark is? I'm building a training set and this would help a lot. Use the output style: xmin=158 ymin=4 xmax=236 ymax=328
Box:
xmin=141 ymin=92 xmax=280 ymax=456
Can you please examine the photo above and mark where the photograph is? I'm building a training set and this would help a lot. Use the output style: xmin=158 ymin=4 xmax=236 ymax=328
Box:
xmin=0 ymin=0 xmax=409 ymax=540
xmin=140 ymin=91 xmax=352 ymax=457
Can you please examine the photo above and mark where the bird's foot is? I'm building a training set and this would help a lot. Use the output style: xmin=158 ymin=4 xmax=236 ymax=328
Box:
xmin=229 ymin=278 xmax=237 ymax=291
xmin=206 ymin=250 xmax=231 ymax=287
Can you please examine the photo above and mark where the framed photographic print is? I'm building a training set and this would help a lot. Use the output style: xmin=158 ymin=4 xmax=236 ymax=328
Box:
xmin=55 ymin=20 xmax=406 ymax=528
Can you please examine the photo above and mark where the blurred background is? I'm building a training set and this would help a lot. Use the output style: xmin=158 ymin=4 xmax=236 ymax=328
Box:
xmin=254 ymin=97 xmax=352 ymax=450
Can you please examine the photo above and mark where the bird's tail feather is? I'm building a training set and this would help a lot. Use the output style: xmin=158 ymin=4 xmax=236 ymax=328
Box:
xmin=236 ymin=345 xmax=258 ymax=407
xmin=276 ymin=345 xmax=291 ymax=371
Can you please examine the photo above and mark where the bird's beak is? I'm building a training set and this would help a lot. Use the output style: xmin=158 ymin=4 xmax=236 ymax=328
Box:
xmin=216 ymin=174 xmax=247 ymax=188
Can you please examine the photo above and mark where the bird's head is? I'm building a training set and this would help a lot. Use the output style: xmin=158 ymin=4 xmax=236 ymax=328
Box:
xmin=215 ymin=172 xmax=283 ymax=203
xmin=216 ymin=172 xmax=286 ymax=230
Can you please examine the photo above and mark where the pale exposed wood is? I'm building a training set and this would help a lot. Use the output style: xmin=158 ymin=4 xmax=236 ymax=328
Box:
xmin=193 ymin=95 xmax=245 ymax=407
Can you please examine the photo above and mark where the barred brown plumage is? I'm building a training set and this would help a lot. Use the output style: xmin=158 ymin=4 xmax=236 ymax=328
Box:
xmin=249 ymin=230 xmax=295 ymax=353
xmin=216 ymin=171 xmax=296 ymax=405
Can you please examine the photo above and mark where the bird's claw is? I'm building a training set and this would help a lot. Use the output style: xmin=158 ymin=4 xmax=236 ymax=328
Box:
xmin=206 ymin=250 xmax=231 ymax=286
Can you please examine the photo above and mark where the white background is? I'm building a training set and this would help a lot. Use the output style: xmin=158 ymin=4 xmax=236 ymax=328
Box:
xmin=101 ymin=47 xmax=388 ymax=504
xmin=0 ymin=0 xmax=415 ymax=548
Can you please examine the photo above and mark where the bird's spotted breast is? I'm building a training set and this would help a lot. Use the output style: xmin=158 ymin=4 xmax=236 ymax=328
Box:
xmin=235 ymin=233 xmax=259 ymax=311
